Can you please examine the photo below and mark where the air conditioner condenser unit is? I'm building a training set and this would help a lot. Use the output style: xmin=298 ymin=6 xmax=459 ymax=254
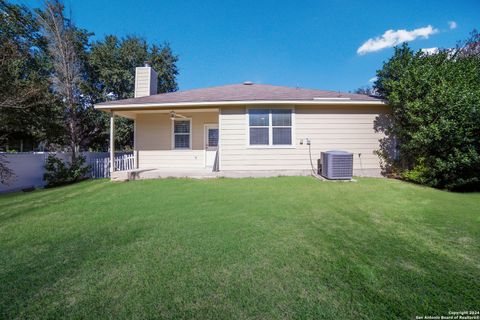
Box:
xmin=320 ymin=151 xmax=353 ymax=180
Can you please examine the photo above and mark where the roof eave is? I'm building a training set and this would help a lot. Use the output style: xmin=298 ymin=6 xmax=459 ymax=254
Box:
xmin=94 ymin=99 xmax=386 ymax=111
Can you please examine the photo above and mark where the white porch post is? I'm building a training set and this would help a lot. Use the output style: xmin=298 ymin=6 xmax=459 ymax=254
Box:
xmin=110 ymin=111 xmax=115 ymax=173
xmin=133 ymin=118 xmax=138 ymax=169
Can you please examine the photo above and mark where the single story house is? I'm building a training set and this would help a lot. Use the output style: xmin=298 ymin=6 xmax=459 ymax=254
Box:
xmin=94 ymin=65 xmax=389 ymax=180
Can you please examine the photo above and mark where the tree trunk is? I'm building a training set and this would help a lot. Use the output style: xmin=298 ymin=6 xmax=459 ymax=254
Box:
xmin=68 ymin=108 xmax=78 ymax=162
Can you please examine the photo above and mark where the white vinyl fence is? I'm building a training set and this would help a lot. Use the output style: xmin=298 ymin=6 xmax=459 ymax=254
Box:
xmin=0 ymin=151 xmax=134 ymax=193
xmin=90 ymin=157 xmax=110 ymax=179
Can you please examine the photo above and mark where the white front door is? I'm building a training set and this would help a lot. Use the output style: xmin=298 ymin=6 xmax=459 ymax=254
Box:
xmin=204 ymin=124 xmax=219 ymax=168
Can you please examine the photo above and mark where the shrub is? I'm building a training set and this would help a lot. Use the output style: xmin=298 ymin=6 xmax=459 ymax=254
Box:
xmin=44 ymin=155 xmax=90 ymax=187
xmin=0 ymin=154 xmax=14 ymax=185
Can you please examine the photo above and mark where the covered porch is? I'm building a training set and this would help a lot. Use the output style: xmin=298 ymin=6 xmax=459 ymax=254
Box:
xmin=109 ymin=108 xmax=220 ymax=180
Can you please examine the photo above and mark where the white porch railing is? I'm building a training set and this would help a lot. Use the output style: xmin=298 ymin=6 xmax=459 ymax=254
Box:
xmin=90 ymin=153 xmax=135 ymax=179
xmin=114 ymin=153 xmax=135 ymax=172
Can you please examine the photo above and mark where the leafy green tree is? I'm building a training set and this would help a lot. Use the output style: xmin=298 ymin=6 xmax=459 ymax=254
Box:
xmin=374 ymin=32 xmax=480 ymax=191
xmin=1 ymin=0 xmax=179 ymax=154
xmin=0 ymin=0 xmax=61 ymax=150
xmin=86 ymin=35 xmax=179 ymax=149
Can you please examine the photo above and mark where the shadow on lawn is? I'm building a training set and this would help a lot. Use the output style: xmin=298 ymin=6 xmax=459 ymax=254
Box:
xmin=0 ymin=180 xmax=109 ymax=224
xmin=0 ymin=223 xmax=150 ymax=318
xmin=312 ymin=215 xmax=478 ymax=318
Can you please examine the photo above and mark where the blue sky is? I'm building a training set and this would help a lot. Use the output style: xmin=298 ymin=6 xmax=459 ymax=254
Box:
xmin=18 ymin=0 xmax=480 ymax=92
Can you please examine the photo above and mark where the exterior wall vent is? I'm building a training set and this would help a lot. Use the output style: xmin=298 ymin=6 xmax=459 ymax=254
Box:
xmin=320 ymin=151 xmax=353 ymax=180
xmin=134 ymin=66 xmax=158 ymax=98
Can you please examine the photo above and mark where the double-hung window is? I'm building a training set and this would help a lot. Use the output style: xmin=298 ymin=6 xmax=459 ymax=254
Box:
xmin=248 ymin=109 xmax=293 ymax=146
xmin=173 ymin=119 xmax=191 ymax=149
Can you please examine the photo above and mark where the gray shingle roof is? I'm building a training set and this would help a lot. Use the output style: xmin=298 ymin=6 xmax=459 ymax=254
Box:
xmin=96 ymin=83 xmax=381 ymax=107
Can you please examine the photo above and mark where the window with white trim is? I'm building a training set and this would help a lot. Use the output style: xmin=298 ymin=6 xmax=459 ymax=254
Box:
xmin=173 ymin=119 xmax=191 ymax=149
xmin=248 ymin=109 xmax=293 ymax=146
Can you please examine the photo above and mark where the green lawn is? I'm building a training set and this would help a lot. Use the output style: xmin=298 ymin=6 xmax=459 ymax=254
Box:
xmin=0 ymin=177 xmax=479 ymax=319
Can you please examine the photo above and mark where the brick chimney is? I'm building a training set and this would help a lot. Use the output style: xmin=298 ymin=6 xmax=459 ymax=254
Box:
xmin=134 ymin=63 xmax=158 ymax=98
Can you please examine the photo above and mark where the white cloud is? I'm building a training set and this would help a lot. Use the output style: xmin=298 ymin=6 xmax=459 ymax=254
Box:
xmin=357 ymin=25 xmax=439 ymax=55
xmin=421 ymin=47 xmax=439 ymax=55
xmin=421 ymin=47 xmax=456 ymax=58
xmin=448 ymin=21 xmax=457 ymax=29
xmin=368 ymin=77 xmax=377 ymax=83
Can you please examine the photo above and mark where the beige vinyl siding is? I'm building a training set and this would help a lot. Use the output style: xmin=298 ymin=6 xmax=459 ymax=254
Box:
xmin=136 ymin=112 xmax=218 ymax=168
xmin=219 ymin=105 xmax=389 ymax=176
xmin=134 ymin=66 xmax=158 ymax=98
xmin=134 ymin=68 xmax=151 ymax=98
xmin=137 ymin=150 xmax=205 ymax=168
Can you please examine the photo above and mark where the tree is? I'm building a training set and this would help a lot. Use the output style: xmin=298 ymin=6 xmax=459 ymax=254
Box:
xmin=1 ymin=0 xmax=179 ymax=153
xmin=354 ymin=86 xmax=376 ymax=96
xmin=456 ymin=30 xmax=480 ymax=58
xmin=88 ymin=35 xmax=178 ymax=100
xmin=0 ymin=0 xmax=60 ymax=150
xmin=374 ymin=33 xmax=480 ymax=191
xmin=86 ymin=35 xmax=179 ymax=149
xmin=36 ymin=0 xmax=102 ymax=159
